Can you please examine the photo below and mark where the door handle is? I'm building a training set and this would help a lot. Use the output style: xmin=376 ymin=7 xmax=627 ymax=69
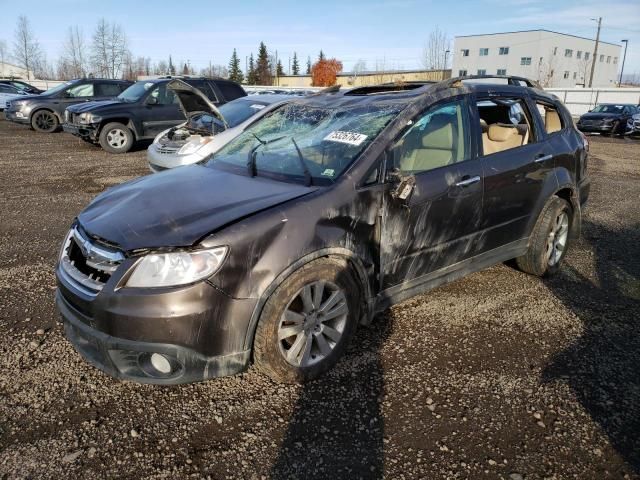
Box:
xmin=535 ymin=154 xmax=553 ymax=163
xmin=455 ymin=175 xmax=481 ymax=187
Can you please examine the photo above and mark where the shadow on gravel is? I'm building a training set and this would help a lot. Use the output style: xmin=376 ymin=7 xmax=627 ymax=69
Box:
xmin=270 ymin=318 xmax=391 ymax=480
xmin=543 ymin=220 xmax=640 ymax=474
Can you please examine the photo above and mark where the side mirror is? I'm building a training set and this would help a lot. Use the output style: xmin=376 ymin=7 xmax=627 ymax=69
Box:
xmin=387 ymin=168 xmax=416 ymax=203
xmin=146 ymin=96 xmax=158 ymax=106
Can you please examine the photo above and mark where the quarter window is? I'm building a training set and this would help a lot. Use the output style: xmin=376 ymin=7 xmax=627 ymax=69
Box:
xmin=66 ymin=83 xmax=94 ymax=97
xmin=535 ymin=101 xmax=564 ymax=134
xmin=393 ymin=100 xmax=470 ymax=174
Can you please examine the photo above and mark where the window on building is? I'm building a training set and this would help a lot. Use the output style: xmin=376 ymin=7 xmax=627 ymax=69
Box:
xmin=600 ymin=54 xmax=604 ymax=62
xmin=520 ymin=57 xmax=532 ymax=66
xmin=461 ymin=49 xmax=469 ymax=57
xmin=614 ymin=57 xmax=618 ymax=64
xmin=573 ymin=72 xmax=577 ymax=79
xmin=563 ymin=71 xmax=570 ymax=79
xmin=577 ymin=51 xmax=582 ymax=59
xmin=585 ymin=52 xmax=590 ymax=61
xmin=606 ymin=56 xmax=611 ymax=63
xmin=458 ymin=69 xmax=467 ymax=76
xmin=497 ymin=69 xmax=507 ymax=75
xmin=499 ymin=47 xmax=509 ymax=55
xmin=479 ymin=48 xmax=489 ymax=56
xmin=565 ymin=49 xmax=573 ymax=57
xmin=553 ymin=47 xmax=558 ymax=55
xmin=477 ymin=69 xmax=487 ymax=75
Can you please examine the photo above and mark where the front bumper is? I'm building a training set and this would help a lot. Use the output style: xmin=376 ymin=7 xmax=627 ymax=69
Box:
xmin=4 ymin=109 xmax=30 ymax=124
xmin=63 ymin=122 xmax=99 ymax=140
xmin=56 ymin=262 xmax=257 ymax=384
xmin=146 ymin=143 xmax=207 ymax=173
xmin=577 ymin=123 xmax=614 ymax=133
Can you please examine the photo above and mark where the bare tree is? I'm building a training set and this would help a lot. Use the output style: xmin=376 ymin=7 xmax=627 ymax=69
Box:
xmin=13 ymin=16 xmax=42 ymax=79
xmin=422 ymin=27 xmax=450 ymax=70
xmin=91 ymin=19 xmax=129 ymax=79
xmin=0 ymin=40 xmax=7 ymax=72
xmin=348 ymin=58 xmax=367 ymax=85
xmin=577 ymin=56 xmax=593 ymax=87
xmin=61 ymin=26 xmax=88 ymax=78
xmin=537 ymin=50 xmax=558 ymax=88
xmin=373 ymin=58 xmax=387 ymax=84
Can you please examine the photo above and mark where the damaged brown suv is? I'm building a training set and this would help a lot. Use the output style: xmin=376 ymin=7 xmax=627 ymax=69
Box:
xmin=56 ymin=75 xmax=590 ymax=384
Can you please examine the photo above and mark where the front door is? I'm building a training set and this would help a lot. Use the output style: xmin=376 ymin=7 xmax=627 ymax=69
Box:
xmin=380 ymin=97 xmax=484 ymax=290
xmin=141 ymin=83 xmax=184 ymax=138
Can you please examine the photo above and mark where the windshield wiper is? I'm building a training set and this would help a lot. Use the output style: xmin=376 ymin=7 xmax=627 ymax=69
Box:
xmin=246 ymin=134 xmax=286 ymax=178
xmin=290 ymin=138 xmax=313 ymax=187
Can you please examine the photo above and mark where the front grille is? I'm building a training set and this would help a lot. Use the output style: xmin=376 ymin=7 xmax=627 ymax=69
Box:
xmin=582 ymin=120 xmax=601 ymax=127
xmin=60 ymin=226 xmax=124 ymax=294
xmin=5 ymin=101 xmax=10 ymax=110
xmin=157 ymin=144 xmax=179 ymax=155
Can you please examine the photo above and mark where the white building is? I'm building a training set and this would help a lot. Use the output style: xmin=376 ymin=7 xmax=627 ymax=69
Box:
xmin=0 ymin=61 xmax=33 ymax=79
xmin=452 ymin=30 xmax=621 ymax=88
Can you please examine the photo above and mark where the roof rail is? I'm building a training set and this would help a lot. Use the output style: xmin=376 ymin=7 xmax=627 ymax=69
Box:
xmin=308 ymin=85 xmax=341 ymax=96
xmin=439 ymin=75 xmax=542 ymax=89
xmin=344 ymin=82 xmax=430 ymax=96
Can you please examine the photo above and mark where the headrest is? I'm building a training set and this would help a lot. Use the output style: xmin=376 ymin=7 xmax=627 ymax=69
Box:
xmin=546 ymin=110 xmax=561 ymax=133
xmin=488 ymin=124 xmax=520 ymax=142
xmin=422 ymin=123 xmax=453 ymax=149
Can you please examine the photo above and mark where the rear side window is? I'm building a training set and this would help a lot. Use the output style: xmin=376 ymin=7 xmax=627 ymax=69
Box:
xmin=0 ymin=84 xmax=18 ymax=93
xmin=67 ymin=83 xmax=94 ymax=98
xmin=214 ymin=81 xmax=246 ymax=102
xmin=95 ymin=83 xmax=123 ymax=96
xmin=188 ymin=80 xmax=218 ymax=104
xmin=535 ymin=101 xmax=564 ymax=134
xmin=475 ymin=97 xmax=536 ymax=156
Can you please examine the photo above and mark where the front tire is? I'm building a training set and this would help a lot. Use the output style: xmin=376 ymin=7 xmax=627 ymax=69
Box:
xmin=253 ymin=258 xmax=360 ymax=383
xmin=516 ymin=196 xmax=572 ymax=277
xmin=31 ymin=110 xmax=59 ymax=133
xmin=99 ymin=122 xmax=134 ymax=154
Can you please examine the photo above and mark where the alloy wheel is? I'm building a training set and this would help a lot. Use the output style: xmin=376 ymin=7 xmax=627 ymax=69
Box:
xmin=546 ymin=211 xmax=569 ymax=266
xmin=277 ymin=280 xmax=348 ymax=367
xmin=34 ymin=112 xmax=55 ymax=131
xmin=106 ymin=128 xmax=127 ymax=149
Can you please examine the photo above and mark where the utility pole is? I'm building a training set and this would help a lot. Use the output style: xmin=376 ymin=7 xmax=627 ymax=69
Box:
xmin=619 ymin=39 xmax=628 ymax=87
xmin=588 ymin=17 xmax=601 ymax=88
xmin=275 ymin=49 xmax=279 ymax=86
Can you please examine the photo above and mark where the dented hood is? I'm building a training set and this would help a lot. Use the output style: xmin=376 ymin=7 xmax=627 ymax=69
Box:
xmin=78 ymin=165 xmax=316 ymax=251
xmin=167 ymin=79 xmax=227 ymax=126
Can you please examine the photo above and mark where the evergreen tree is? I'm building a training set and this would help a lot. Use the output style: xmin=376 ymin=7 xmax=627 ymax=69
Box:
xmin=228 ymin=48 xmax=244 ymax=83
xmin=168 ymin=55 xmax=175 ymax=75
xmin=292 ymin=52 xmax=300 ymax=75
xmin=318 ymin=50 xmax=325 ymax=61
xmin=306 ymin=56 xmax=311 ymax=74
xmin=182 ymin=63 xmax=189 ymax=75
xmin=276 ymin=59 xmax=284 ymax=77
xmin=247 ymin=53 xmax=257 ymax=85
xmin=256 ymin=42 xmax=272 ymax=85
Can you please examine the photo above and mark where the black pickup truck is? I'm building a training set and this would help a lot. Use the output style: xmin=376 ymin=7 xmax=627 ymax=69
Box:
xmin=63 ymin=77 xmax=246 ymax=153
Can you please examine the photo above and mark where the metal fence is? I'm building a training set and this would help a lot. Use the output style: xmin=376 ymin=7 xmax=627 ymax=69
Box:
xmin=545 ymin=88 xmax=640 ymax=117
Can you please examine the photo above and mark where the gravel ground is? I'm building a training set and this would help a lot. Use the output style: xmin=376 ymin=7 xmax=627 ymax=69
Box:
xmin=0 ymin=118 xmax=638 ymax=480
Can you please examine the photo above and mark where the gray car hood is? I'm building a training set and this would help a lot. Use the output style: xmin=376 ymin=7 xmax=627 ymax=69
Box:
xmin=167 ymin=79 xmax=227 ymax=126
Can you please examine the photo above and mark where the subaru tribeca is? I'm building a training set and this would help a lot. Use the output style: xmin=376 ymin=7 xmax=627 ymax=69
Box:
xmin=55 ymin=76 xmax=590 ymax=384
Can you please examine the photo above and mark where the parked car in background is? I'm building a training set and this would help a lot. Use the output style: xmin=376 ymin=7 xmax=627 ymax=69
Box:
xmin=63 ymin=77 xmax=246 ymax=153
xmin=576 ymin=103 xmax=639 ymax=136
xmin=55 ymin=75 xmax=589 ymax=385
xmin=0 ymin=78 xmax=44 ymax=95
xmin=4 ymin=78 xmax=132 ymax=133
xmin=0 ymin=83 xmax=31 ymax=110
xmin=148 ymin=92 xmax=289 ymax=172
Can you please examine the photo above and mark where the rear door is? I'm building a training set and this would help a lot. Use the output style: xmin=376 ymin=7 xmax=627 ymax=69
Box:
xmin=473 ymin=93 xmax=551 ymax=251
xmin=140 ymin=82 xmax=184 ymax=138
xmin=380 ymin=96 xmax=484 ymax=289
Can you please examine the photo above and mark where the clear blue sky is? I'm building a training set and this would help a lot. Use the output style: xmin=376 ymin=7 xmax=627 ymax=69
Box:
xmin=1 ymin=0 xmax=638 ymax=75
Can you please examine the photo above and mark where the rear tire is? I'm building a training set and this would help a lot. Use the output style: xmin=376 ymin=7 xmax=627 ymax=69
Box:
xmin=99 ymin=122 xmax=134 ymax=154
xmin=253 ymin=258 xmax=360 ymax=383
xmin=31 ymin=110 xmax=59 ymax=133
xmin=516 ymin=196 xmax=572 ymax=277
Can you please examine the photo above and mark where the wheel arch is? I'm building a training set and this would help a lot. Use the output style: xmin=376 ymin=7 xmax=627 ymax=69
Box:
xmin=29 ymin=106 xmax=56 ymax=122
xmin=99 ymin=117 xmax=138 ymax=139
xmin=243 ymin=247 xmax=373 ymax=352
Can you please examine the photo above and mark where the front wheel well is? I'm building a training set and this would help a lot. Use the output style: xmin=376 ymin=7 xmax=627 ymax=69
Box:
xmin=99 ymin=118 xmax=136 ymax=139
xmin=554 ymin=187 xmax=581 ymax=239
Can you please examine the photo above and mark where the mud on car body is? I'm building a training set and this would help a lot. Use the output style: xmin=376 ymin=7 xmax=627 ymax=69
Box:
xmin=55 ymin=75 xmax=590 ymax=385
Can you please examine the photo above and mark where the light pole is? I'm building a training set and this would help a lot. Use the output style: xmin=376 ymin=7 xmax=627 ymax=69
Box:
xmin=619 ymin=39 xmax=628 ymax=87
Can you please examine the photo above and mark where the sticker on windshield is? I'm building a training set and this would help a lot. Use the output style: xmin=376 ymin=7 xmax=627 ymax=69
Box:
xmin=324 ymin=131 xmax=368 ymax=146
xmin=250 ymin=104 xmax=266 ymax=110
xmin=321 ymin=168 xmax=335 ymax=177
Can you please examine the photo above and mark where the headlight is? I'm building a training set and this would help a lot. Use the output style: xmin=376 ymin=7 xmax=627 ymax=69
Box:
xmin=153 ymin=129 xmax=171 ymax=144
xmin=77 ymin=112 xmax=101 ymax=124
xmin=126 ymin=247 xmax=228 ymax=288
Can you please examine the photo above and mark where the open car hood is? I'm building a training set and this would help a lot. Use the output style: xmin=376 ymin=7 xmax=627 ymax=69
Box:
xmin=167 ymin=79 xmax=227 ymax=126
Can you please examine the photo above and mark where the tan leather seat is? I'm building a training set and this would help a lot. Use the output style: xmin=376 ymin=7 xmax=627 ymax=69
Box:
xmin=399 ymin=119 xmax=455 ymax=172
xmin=483 ymin=124 xmax=526 ymax=155
xmin=545 ymin=110 xmax=562 ymax=133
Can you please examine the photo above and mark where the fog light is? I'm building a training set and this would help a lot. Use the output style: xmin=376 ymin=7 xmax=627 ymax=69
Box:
xmin=150 ymin=353 xmax=172 ymax=374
